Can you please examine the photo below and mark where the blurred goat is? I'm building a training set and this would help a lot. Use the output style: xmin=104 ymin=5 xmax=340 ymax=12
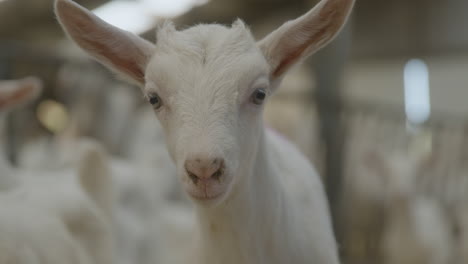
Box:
xmin=365 ymin=150 xmax=453 ymax=264
xmin=0 ymin=79 xmax=114 ymax=264
xmin=0 ymin=77 xmax=43 ymax=190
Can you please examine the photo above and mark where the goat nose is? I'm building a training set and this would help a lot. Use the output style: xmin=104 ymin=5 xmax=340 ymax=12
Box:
xmin=185 ymin=157 xmax=224 ymax=184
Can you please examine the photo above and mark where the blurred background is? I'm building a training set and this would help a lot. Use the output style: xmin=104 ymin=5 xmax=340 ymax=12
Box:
xmin=1 ymin=0 xmax=468 ymax=263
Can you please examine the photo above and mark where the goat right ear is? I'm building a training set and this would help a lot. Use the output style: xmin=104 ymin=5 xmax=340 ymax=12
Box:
xmin=54 ymin=0 xmax=155 ymax=85
xmin=258 ymin=0 xmax=355 ymax=79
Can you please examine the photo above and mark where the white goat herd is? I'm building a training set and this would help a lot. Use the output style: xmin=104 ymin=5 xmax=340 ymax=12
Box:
xmin=1 ymin=0 xmax=357 ymax=263
xmin=0 ymin=78 xmax=114 ymax=264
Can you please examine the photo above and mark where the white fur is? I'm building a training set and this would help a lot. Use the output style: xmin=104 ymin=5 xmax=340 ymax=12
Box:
xmin=55 ymin=0 xmax=356 ymax=263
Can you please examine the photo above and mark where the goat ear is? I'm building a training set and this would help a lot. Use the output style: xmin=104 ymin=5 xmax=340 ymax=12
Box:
xmin=54 ymin=0 xmax=155 ymax=85
xmin=77 ymin=139 xmax=113 ymax=218
xmin=0 ymin=77 xmax=42 ymax=111
xmin=258 ymin=0 xmax=355 ymax=79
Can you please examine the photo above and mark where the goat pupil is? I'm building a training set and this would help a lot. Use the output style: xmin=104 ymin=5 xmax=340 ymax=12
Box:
xmin=149 ymin=96 xmax=159 ymax=105
xmin=256 ymin=91 xmax=266 ymax=100
xmin=253 ymin=89 xmax=266 ymax=105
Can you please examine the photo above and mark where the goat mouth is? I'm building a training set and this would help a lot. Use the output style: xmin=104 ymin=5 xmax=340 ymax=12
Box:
xmin=189 ymin=192 xmax=223 ymax=201
xmin=186 ymin=186 xmax=225 ymax=201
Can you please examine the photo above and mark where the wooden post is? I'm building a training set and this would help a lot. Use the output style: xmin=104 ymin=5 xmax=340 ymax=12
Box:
xmin=312 ymin=20 xmax=352 ymax=244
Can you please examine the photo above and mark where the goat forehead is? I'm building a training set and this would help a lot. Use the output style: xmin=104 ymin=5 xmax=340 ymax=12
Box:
xmin=156 ymin=23 xmax=256 ymax=60
xmin=146 ymin=23 xmax=269 ymax=97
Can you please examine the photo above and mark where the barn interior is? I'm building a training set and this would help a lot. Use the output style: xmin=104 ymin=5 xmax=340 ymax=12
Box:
xmin=1 ymin=0 xmax=467 ymax=263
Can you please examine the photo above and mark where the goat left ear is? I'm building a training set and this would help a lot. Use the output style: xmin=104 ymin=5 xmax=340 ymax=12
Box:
xmin=55 ymin=0 xmax=155 ymax=85
xmin=258 ymin=0 xmax=355 ymax=79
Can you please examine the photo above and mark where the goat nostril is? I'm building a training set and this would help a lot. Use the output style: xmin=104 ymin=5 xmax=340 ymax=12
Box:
xmin=211 ymin=168 xmax=223 ymax=181
xmin=187 ymin=171 xmax=199 ymax=184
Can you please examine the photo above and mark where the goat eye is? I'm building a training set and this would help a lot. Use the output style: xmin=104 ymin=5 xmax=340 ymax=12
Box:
xmin=251 ymin=89 xmax=267 ymax=105
xmin=148 ymin=93 xmax=162 ymax=109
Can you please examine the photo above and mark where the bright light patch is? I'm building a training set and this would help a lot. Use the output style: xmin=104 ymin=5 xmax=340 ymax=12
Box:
xmin=93 ymin=0 xmax=209 ymax=34
xmin=142 ymin=0 xmax=209 ymax=17
xmin=37 ymin=100 xmax=69 ymax=134
xmin=93 ymin=1 xmax=155 ymax=35
xmin=404 ymin=59 xmax=431 ymax=125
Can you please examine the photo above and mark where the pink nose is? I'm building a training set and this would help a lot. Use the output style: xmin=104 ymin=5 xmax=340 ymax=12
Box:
xmin=185 ymin=157 xmax=224 ymax=184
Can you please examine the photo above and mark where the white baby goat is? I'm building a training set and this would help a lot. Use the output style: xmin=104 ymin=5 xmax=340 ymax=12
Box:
xmin=55 ymin=0 xmax=355 ymax=263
